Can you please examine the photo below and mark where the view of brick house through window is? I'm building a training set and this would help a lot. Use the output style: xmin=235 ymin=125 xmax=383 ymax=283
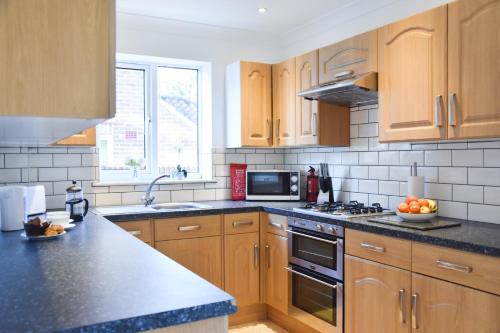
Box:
xmin=97 ymin=60 xmax=201 ymax=181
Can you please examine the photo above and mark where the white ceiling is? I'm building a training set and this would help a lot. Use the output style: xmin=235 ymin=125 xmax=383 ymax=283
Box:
xmin=116 ymin=0 xmax=359 ymax=34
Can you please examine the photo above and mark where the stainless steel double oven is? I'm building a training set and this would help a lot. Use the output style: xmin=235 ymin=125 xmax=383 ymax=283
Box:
xmin=286 ymin=217 xmax=344 ymax=331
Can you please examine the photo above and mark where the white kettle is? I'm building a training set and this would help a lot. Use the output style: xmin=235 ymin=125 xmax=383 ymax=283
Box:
xmin=0 ymin=185 xmax=46 ymax=231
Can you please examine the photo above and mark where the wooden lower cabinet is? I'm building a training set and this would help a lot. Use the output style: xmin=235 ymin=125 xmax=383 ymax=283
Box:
xmin=155 ymin=236 xmax=223 ymax=289
xmin=224 ymin=232 xmax=260 ymax=307
xmin=264 ymin=232 xmax=288 ymax=314
xmin=345 ymin=255 xmax=411 ymax=333
xmin=412 ymin=273 xmax=500 ymax=333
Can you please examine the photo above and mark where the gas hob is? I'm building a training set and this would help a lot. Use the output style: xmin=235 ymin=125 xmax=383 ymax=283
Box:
xmin=293 ymin=201 xmax=395 ymax=219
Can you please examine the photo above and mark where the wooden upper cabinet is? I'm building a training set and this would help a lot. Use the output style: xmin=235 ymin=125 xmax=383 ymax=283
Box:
xmin=412 ymin=273 xmax=500 ymax=333
xmin=378 ymin=6 xmax=447 ymax=142
xmin=345 ymin=255 xmax=411 ymax=333
xmin=264 ymin=233 xmax=288 ymax=314
xmin=319 ymin=30 xmax=377 ymax=84
xmin=448 ymin=0 xmax=500 ymax=139
xmin=53 ymin=128 xmax=96 ymax=146
xmin=0 ymin=0 xmax=115 ymax=119
xmin=224 ymin=232 xmax=260 ymax=307
xmin=273 ymin=58 xmax=296 ymax=147
xmin=226 ymin=61 xmax=272 ymax=147
xmin=295 ymin=50 xmax=320 ymax=146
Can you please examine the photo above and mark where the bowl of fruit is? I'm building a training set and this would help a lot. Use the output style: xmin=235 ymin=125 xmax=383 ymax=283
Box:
xmin=396 ymin=195 xmax=438 ymax=222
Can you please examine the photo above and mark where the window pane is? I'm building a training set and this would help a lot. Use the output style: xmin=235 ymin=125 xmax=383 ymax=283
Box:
xmin=98 ymin=67 xmax=146 ymax=171
xmin=157 ymin=67 xmax=199 ymax=174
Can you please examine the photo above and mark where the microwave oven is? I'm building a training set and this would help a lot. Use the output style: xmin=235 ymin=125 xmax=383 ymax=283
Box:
xmin=245 ymin=170 xmax=300 ymax=201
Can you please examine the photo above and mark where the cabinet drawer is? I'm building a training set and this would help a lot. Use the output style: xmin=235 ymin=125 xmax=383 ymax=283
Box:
xmin=264 ymin=213 xmax=288 ymax=237
xmin=224 ymin=212 xmax=259 ymax=234
xmin=155 ymin=215 xmax=222 ymax=241
xmin=345 ymin=229 xmax=411 ymax=270
xmin=412 ymin=242 xmax=500 ymax=296
xmin=115 ymin=220 xmax=152 ymax=243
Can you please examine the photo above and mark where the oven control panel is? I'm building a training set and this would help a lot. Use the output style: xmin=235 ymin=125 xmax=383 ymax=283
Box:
xmin=289 ymin=217 xmax=344 ymax=237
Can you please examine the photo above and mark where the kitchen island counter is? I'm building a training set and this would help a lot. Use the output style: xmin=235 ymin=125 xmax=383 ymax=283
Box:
xmin=0 ymin=212 xmax=235 ymax=333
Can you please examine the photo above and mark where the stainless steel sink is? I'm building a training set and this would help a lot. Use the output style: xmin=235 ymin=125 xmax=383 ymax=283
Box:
xmin=150 ymin=202 xmax=212 ymax=211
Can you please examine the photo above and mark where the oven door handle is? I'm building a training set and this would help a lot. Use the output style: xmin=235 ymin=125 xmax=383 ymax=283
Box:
xmin=285 ymin=228 xmax=338 ymax=245
xmin=285 ymin=266 xmax=338 ymax=289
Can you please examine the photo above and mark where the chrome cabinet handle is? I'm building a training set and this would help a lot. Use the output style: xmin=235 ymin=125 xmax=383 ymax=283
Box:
xmin=335 ymin=70 xmax=354 ymax=78
xmin=285 ymin=267 xmax=338 ymax=289
xmin=268 ymin=221 xmax=284 ymax=230
xmin=411 ymin=293 xmax=418 ymax=329
xmin=435 ymin=95 xmax=443 ymax=127
xmin=266 ymin=119 xmax=272 ymax=139
xmin=265 ymin=245 xmax=270 ymax=269
xmin=232 ymin=220 xmax=253 ymax=227
xmin=399 ymin=289 xmax=406 ymax=323
xmin=286 ymin=228 xmax=337 ymax=245
xmin=128 ymin=230 xmax=142 ymax=236
xmin=312 ymin=113 xmax=318 ymax=136
xmin=178 ymin=225 xmax=201 ymax=232
xmin=448 ymin=93 xmax=457 ymax=127
xmin=436 ymin=260 xmax=472 ymax=274
xmin=360 ymin=242 xmax=385 ymax=253
xmin=254 ymin=244 xmax=259 ymax=268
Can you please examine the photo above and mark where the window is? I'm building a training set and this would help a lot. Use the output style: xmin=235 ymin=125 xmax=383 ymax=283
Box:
xmin=98 ymin=54 xmax=212 ymax=182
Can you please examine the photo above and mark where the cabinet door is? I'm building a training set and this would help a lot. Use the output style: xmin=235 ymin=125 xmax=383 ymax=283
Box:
xmin=155 ymin=236 xmax=223 ymax=288
xmin=319 ymin=30 xmax=377 ymax=84
xmin=295 ymin=50 xmax=319 ymax=146
xmin=411 ymin=273 xmax=500 ymax=333
xmin=345 ymin=255 xmax=411 ymax=333
xmin=264 ymin=233 xmax=288 ymax=314
xmin=378 ymin=6 xmax=447 ymax=142
xmin=448 ymin=0 xmax=500 ymax=139
xmin=240 ymin=62 xmax=272 ymax=147
xmin=225 ymin=232 xmax=260 ymax=307
xmin=53 ymin=128 xmax=96 ymax=146
xmin=273 ymin=58 xmax=296 ymax=147
xmin=0 ymin=0 xmax=114 ymax=119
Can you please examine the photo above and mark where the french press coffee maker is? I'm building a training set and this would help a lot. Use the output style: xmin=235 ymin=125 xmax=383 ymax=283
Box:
xmin=65 ymin=181 xmax=89 ymax=222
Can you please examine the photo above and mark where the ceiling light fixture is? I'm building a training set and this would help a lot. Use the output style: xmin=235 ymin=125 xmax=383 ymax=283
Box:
xmin=258 ymin=7 xmax=268 ymax=13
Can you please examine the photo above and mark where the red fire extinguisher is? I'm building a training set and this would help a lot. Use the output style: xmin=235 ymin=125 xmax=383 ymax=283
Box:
xmin=230 ymin=163 xmax=247 ymax=201
xmin=306 ymin=166 xmax=319 ymax=203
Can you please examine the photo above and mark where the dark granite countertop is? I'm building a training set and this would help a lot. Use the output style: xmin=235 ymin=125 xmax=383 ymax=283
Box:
xmin=0 ymin=212 xmax=235 ymax=333
xmin=96 ymin=200 xmax=500 ymax=258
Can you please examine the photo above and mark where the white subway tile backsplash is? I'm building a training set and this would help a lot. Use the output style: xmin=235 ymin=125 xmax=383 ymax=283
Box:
xmin=438 ymin=201 xmax=467 ymax=219
xmin=468 ymin=168 xmax=500 ymax=186
xmin=68 ymin=167 xmax=95 ymax=181
xmin=453 ymin=185 xmax=483 ymax=203
xmin=425 ymin=183 xmax=452 ymax=200
xmin=389 ymin=142 xmax=411 ymax=151
xmin=468 ymin=204 xmax=500 ymax=224
xmin=369 ymin=166 xmax=389 ymax=180
xmin=225 ymin=154 xmax=246 ymax=164
xmin=215 ymin=165 xmax=230 ymax=177
xmin=358 ymin=180 xmax=378 ymax=193
xmin=341 ymin=152 xmax=359 ymax=165
xmin=389 ymin=166 xmax=410 ymax=181
xmin=438 ymin=142 xmax=468 ymax=150
xmin=349 ymin=192 xmax=368 ymax=203
xmin=417 ymin=167 xmax=438 ymax=183
xmin=379 ymin=181 xmax=399 ymax=195
xmin=438 ymin=167 xmax=467 ymax=184
xmin=39 ymin=168 xmax=67 ymax=181
xmin=484 ymin=187 xmax=500 ymax=205
xmin=452 ymin=150 xmax=483 ymax=167
xmin=350 ymin=138 xmax=369 ymax=151
xmin=212 ymin=153 xmax=225 ymax=165
xmin=411 ymin=143 xmax=437 ymax=151
xmin=359 ymin=152 xmax=378 ymax=165
xmin=193 ymin=189 xmax=216 ymax=201
xmin=350 ymin=110 xmax=369 ymax=124
xmin=389 ymin=195 xmax=405 ymax=211
xmin=310 ymin=153 xmax=326 ymax=164
xmin=21 ymin=168 xmax=38 ymax=182
xmin=45 ymin=195 xmax=66 ymax=209
xmin=368 ymin=137 xmax=389 ymax=151
xmin=121 ymin=191 xmax=144 ymax=205
xmin=484 ymin=149 xmax=500 ymax=167
xmin=350 ymin=166 xmax=369 ymax=179
xmin=53 ymin=154 xmax=81 ymax=167
xmin=5 ymin=154 xmax=29 ymax=168
xmin=379 ymin=151 xmax=400 ymax=165
xmin=334 ymin=165 xmax=350 ymax=178
xmin=350 ymin=125 xmax=359 ymax=138
xmin=368 ymin=109 xmax=378 ymax=123
xmin=215 ymin=189 xmax=231 ymax=200
xmin=400 ymin=151 xmax=424 ymax=166
xmin=369 ymin=194 xmax=388 ymax=208
xmin=326 ymin=153 xmax=342 ymax=165
xmin=342 ymin=179 xmax=358 ymax=192
xmin=82 ymin=154 xmax=99 ymax=167
xmin=468 ymin=141 xmax=500 ymax=149
xmin=425 ymin=150 xmax=451 ymax=166
xmin=266 ymin=153 xmax=284 ymax=164
xmin=95 ymin=193 xmax=122 ymax=206
xmin=171 ymin=190 xmax=194 ymax=202
xmin=358 ymin=123 xmax=378 ymax=137
xmin=0 ymin=148 xmax=21 ymax=153
xmin=246 ymin=153 xmax=266 ymax=164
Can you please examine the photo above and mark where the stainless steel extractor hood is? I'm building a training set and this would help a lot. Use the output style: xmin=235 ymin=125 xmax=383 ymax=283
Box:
xmin=298 ymin=71 xmax=378 ymax=106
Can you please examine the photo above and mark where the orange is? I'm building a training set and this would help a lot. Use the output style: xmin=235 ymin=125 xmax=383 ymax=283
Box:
xmin=409 ymin=205 xmax=421 ymax=214
xmin=398 ymin=202 xmax=410 ymax=213
xmin=417 ymin=199 xmax=429 ymax=207
xmin=405 ymin=195 xmax=419 ymax=204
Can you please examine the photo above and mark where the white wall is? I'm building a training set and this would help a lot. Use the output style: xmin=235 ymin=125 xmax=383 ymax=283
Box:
xmin=116 ymin=13 xmax=283 ymax=148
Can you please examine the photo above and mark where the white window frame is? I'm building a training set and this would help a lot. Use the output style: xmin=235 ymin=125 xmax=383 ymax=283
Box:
xmin=98 ymin=53 xmax=212 ymax=183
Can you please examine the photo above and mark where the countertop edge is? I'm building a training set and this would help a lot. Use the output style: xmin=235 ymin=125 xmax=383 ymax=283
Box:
xmin=58 ymin=300 xmax=236 ymax=333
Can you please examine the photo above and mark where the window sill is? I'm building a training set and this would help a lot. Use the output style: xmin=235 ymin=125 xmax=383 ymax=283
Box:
xmin=92 ymin=179 xmax=217 ymax=187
